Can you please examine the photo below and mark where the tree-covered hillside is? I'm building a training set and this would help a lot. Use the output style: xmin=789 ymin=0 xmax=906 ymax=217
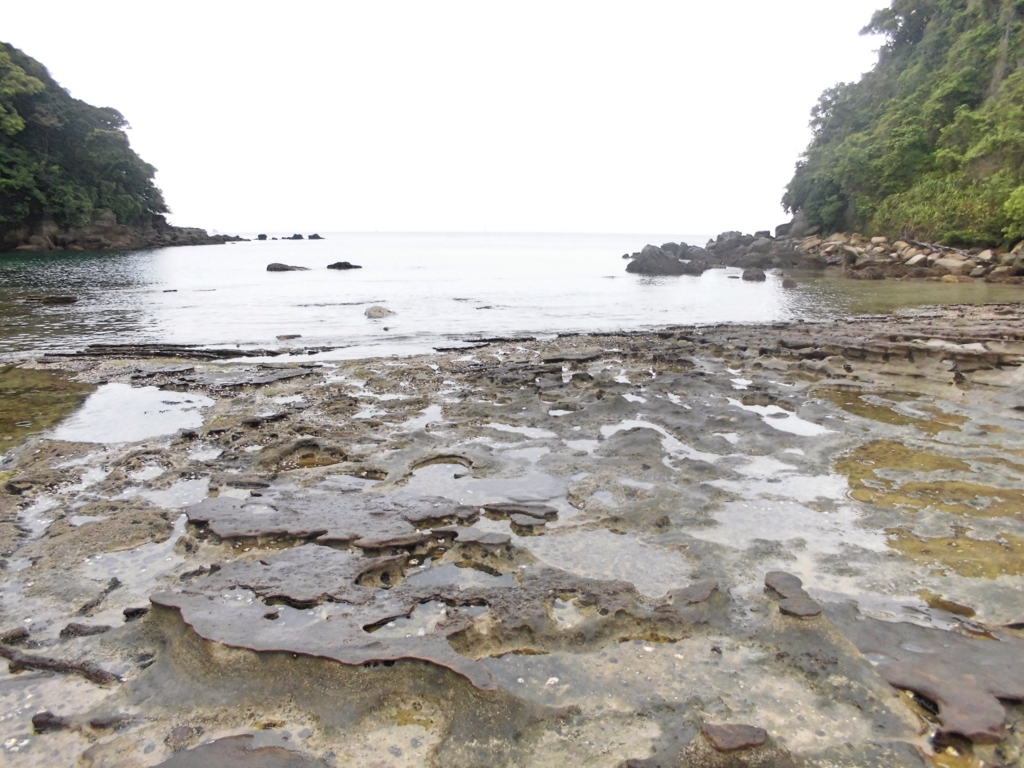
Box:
xmin=783 ymin=0 xmax=1024 ymax=246
xmin=0 ymin=41 xmax=167 ymax=240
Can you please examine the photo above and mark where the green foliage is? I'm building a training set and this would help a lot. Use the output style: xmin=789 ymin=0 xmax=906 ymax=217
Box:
xmin=0 ymin=41 xmax=167 ymax=238
xmin=1005 ymin=185 xmax=1024 ymax=240
xmin=784 ymin=0 xmax=1024 ymax=246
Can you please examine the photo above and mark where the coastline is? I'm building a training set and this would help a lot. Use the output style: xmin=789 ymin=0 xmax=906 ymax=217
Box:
xmin=3 ymin=305 xmax=1024 ymax=764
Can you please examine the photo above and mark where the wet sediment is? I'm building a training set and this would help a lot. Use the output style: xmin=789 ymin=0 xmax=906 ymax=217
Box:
xmin=2 ymin=304 xmax=1024 ymax=766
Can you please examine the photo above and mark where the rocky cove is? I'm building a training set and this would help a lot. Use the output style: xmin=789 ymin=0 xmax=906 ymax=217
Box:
xmin=2 ymin=304 xmax=1024 ymax=766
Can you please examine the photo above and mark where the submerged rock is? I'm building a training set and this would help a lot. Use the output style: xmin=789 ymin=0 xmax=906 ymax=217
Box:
xmin=266 ymin=263 xmax=309 ymax=272
xmin=741 ymin=267 xmax=766 ymax=282
xmin=365 ymin=305 xmax=395 ymax=318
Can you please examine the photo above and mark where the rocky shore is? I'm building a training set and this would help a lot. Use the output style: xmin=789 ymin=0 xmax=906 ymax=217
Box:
xmin=3 ymin=305 xmax=1024 ymax=766
xmin=626 ymin=230 xmax=1024 ymax=283
xmin=1 ymin=212 xmax=246 ymax=253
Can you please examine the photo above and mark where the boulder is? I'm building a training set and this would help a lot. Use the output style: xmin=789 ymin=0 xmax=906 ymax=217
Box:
xmin=365 ymin=306 xmax=395 ymax=319
xmin=933 ymin=257 xmax=966 ymax=273
xmin=787 ymin=210 xmax=815 ymax=239
xmin=741 ymin=268 xmax=766 ymax=282
xmin=308 ymin=233 xmax=324 ymax=240
xmin=625 ymin=245 xmax=688 ymax=276
xmin=327 ymin=261 xmax=362 ymax=270
xmin=257 ymin=234 xmax=268 ymax=241
xmin=266 ymin=263 xmax=309 ymax=272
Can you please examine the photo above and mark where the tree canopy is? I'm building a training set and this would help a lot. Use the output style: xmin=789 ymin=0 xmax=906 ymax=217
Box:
xmin=783 ymin=0 xmax=1024 ymax=246
xmin=0 ymin=41 xmax=167 ymax=239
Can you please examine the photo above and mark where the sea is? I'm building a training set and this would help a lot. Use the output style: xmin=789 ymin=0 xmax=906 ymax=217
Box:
xmin=2 ymin=232 xmax=1021 ymax=361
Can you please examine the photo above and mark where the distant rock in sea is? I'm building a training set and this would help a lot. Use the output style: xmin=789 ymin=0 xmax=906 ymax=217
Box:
xmin=365 ymin=306 xmax=394 ymax=318
xmin=267 ymin=263 xmax=309 ymax=272
xmin=257 ymin=234 xmax=268 ymax=241
xmin=327 ymin=261 xmax=362 ymax=270
xmin=283 ymin=234 xmax=304 ymax=241
xmin=308 ymin=233 xmax=324 ymax=240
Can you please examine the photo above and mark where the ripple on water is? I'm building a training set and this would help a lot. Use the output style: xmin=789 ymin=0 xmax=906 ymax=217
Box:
xmin=49 ymin=383 xmax=214 ymax=443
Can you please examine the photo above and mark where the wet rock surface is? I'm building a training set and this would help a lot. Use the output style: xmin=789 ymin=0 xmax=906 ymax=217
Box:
xmin=5 ymin=304 xmax=1024 ymax=765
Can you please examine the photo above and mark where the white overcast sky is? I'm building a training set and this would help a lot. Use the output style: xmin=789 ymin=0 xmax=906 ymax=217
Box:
xmin=4 ymin=1 xmax=885 ymax=234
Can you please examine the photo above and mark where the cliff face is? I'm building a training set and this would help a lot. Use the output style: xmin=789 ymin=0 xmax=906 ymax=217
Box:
xmin=783 ymin=0 xmax=1024 ymax=247
xmin=0 ymin=42 xmax=236 ymax=252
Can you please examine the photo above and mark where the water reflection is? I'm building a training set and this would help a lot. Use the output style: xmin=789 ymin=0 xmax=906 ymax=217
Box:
xmin=2 ymin=235 xmax=1022 ymax=360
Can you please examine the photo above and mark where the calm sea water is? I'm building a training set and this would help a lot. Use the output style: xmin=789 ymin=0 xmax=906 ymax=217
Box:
xmin=2 ymin=232 xmax=1022 ymax=361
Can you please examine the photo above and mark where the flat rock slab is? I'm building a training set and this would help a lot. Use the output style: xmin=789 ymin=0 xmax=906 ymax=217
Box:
xmin=185 ymin=493 xmax=460 ymax=548
xmin=542 ymin=352 xmax=602 ymax=364
xmin=153 ymin=538 xmax=679 ymax=694
xmin=669 ymin=580 xmax=719 ymax=605
xmin=180 ymin=367 xmax=317 ymax=388
xmin=482 ymin=502 xmax=558 ymax=521
xmin=155 ymin=735 xmax=328 ymax=767
xmin=764 ymin=571 xmax=805 ymax=599
xmin=445 ymin=527 xmax=512 ymax=547
xmin=701 ymin=723 xmax=768 ymax=752
xmin=830 ymin=603 xmax=1024 ymax=744
xmin=779 ymin=595 xmax=822 ymax=618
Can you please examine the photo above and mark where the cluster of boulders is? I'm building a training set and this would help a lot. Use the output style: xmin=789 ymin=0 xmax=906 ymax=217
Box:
xmin=624 ymin=229 xmax=1024 ymax=283
xmin=794 ymin=232 xmax=1024 ymax=282
xmin=2 ymin=212 xmax=247 ymax=253
xmin=267 ymin=261 xmax=363 ymax=272
xmin=256 ymin=233 xmax=325 ymax=242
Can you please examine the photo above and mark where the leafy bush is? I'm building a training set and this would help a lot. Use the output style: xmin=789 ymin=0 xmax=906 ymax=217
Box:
xmin=784 ymin=0 xmax=1024 ymax=245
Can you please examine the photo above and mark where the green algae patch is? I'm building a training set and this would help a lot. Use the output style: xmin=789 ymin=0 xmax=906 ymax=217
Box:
xmin=814 ymin=388 xmax=959 ymax=435
xmin=889 ymin=530 xmax=1024 ymax=579
xmin=834 ymin=441 xmax=1024 ymax=517
xmin=919 ymin=590 xmax=976 ymax=618
xmin=0 ymin=365 xmax=94 ymax=454
xmin=835 ymin=441 xmax=969 ymax=479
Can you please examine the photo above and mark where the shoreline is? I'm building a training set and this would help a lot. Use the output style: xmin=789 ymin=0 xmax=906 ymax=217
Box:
xmin=3 ymin=304 xmax=1024 ymax=765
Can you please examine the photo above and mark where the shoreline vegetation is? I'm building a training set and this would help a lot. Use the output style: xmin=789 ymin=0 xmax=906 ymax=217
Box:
xmin=0 ymin=42 xmax=245 ymax=253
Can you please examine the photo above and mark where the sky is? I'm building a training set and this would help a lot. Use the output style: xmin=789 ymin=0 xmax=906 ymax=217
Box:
xmin=4 ymin=1 xmax=886 ymax=235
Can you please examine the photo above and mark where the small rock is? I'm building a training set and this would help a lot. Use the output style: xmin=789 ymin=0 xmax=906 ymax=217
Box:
xmin=741 ymin=268 xmax=766 ymax=282
xmin=257 ymin=234 xmax=268 ymax=241
xmin=701 ymin=723 xmax=768 ymax=752
xmin=266 ymin=263 xmax=309 ymax=272
xmin=782 ymin=276 xmax=797 ymax=288
xmin=365 ymin=306 xmax=395 ymax=319
xmin=0 ymin=627 xmax=30 ymax=644
xmin=60 ymin=623 xmax=112 ymax=638
xmin=32 ymin=711 xmax=69 ymax=733
xmin=123 ymin=606 xmax=150 ymax=622
xmin=327 ymin=261 xmax=362 ymax=270
xmin=308 ymin=233 xmax=324 ymax=240
xmin=5 ymin=480 xmax=33 ymax=495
